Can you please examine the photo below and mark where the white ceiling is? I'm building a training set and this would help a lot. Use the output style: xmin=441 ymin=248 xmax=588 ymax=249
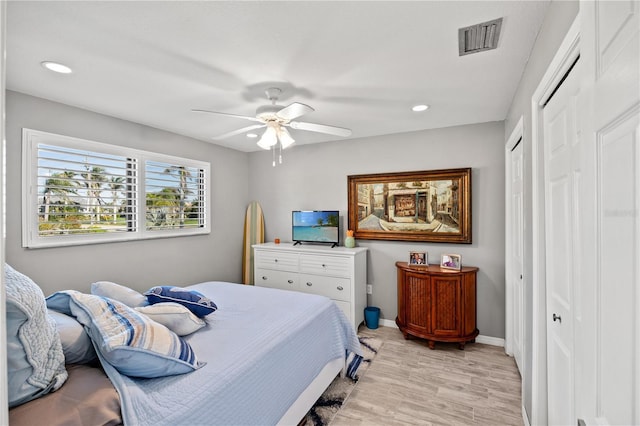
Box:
xmin=6 ymin=1 xmax=550 ymax=152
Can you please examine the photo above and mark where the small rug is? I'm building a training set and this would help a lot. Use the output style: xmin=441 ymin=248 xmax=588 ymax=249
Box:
xmin=301 ymin=336 xmax=383 ymax=426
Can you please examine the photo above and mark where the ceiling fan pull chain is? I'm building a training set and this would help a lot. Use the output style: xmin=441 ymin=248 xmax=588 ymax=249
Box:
xmin=272 ymin=146 xmax=276 ymax=167
xmin=279 ymin=143 xmax=283 ymax=164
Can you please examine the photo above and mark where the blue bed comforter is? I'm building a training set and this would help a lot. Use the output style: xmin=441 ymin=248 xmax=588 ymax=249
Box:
xmin=95 ymin=281 xmax=361 ymax=426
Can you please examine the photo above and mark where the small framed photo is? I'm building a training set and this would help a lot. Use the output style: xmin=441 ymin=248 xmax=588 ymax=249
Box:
xmin=409 ymin=251 xmax=428 ymax=265
xmin=440 ymin=254 xmax=461 ymax=270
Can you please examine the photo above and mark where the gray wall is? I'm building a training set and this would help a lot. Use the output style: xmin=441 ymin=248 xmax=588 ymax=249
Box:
xmin=248 ymin=121 xmax=506 ymax=339
xmin=5 ymin=91 xmax=250 ymax=296
xmin=503 ymin=0 xmax=579 ymax=420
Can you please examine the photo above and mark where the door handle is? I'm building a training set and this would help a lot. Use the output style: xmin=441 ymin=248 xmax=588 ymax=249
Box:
xmin=553 ymin=313 xmax=562 ymax=323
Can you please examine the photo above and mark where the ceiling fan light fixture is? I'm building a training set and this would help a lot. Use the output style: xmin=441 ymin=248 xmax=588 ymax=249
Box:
xmin=246 ymin=133 xmax=259 ymax=138
xmin=412 ymin=104 xmax=429 ymax=112
xmin=278 ymin=127 xmax=295 ymax=149
xmin=257 ymin=125 xmax=278 ymax=150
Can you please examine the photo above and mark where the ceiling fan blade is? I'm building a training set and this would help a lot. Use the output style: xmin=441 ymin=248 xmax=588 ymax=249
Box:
xmin=214 ymin=124 xmax=266 ymax=140
xmin=192 ymin=109 xmax=262 ymax=123
xmin=276 ymin=102 xmax=314 ymax=121
xmin=289 ymin=121 xmax=352 ymax=137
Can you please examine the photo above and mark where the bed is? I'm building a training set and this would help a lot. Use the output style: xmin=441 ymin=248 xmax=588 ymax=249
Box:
xmin=6 ymin=264 xmax=363 ymax=426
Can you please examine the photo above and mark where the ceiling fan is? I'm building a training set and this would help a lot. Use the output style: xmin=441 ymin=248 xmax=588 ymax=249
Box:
xmin=193 ymin=87 xmax=352 ymax=153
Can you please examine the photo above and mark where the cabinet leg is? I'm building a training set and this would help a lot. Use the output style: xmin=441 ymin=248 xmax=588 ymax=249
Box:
xmin=458 ymin=342 xmax=465 ymax=350
xmin=428 ymin=340 xmax=435 ymax=350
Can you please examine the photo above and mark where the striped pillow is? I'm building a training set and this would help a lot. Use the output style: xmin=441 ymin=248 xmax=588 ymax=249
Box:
xmin=47 ymin=291 xmax=202 ymax=378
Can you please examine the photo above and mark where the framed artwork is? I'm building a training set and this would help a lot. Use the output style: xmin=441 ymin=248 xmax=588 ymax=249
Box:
xmin=409 ymin=251 xmax=428 ymax=265
xmin=347 ymin=168 xmax=472 ymax=243
xmin=440 ymin=254 xmax=462 ymax=270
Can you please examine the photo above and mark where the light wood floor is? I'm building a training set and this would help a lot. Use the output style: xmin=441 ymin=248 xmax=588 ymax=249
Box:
xmin=332 ymin=325 xmax=523 ymax=425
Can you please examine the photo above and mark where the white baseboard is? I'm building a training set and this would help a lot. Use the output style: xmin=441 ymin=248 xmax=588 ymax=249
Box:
xmin=475 ymin=335 xmax=505 ymax=347
xmin=522 ymin=404 xmax=531 ymax=426
xmin=378 ymin=319 xmax=505 ymax=347
xmin=380 ymin=318 xmax=398 ymax=328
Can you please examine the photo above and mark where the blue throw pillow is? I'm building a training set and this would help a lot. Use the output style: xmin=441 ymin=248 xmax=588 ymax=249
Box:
xmin=144 ymin=286 xmax=217 ymax=317
xmin=47 ymin=291 xmax=203 ymax=378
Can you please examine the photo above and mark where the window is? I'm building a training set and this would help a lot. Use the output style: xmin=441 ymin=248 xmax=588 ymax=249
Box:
xmin=22 ymin=129 xmax=210 ymax=248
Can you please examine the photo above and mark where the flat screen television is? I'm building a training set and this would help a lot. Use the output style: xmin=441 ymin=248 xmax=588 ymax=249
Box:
xmin=292 ymin=210 xmax=340 ymax=247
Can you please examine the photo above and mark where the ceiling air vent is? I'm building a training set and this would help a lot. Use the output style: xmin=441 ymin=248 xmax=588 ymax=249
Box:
xmin=458 ymin=17 xmax=503 ymax=56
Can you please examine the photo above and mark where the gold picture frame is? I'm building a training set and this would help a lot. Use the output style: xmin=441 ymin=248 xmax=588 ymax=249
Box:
xmin=347 ymin=168 xmax=472 ymax=243
xmin=440 ymin=254 xmax=462 ymax=270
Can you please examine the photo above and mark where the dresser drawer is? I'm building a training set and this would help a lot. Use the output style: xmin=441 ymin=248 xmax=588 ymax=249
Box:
xmin=333 ymin=300 xmax=352 ymax=322
xmin=299 ymin=274 xmax=351 ymax=302
xmin=254 ymin=268 xmax=297 ymax=291
xmin=255 ymin=250 xmax=299 ymax=271
xmin=299 ymin=254 xmax=351 ymax=278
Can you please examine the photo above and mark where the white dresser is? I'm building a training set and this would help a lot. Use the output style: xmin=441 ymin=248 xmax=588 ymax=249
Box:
xmin=253 ymin=242 xmax=368 ymax=330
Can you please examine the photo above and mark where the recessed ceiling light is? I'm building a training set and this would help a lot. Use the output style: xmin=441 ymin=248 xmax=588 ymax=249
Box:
xmin=41 ymin=61 xmax=73 ymax=74
xmin=246 ymin=133 xmax=259 ymax=138
xmin=412 ymin=104 xmax=429 ymax=112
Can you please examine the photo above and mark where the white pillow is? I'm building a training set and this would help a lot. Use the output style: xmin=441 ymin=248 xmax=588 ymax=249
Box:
xmin=48 ymin=310 xmax=97 ymax=364
xmin=91 ymin=281 xmax=148 ymax=307
xmin=135 ymin=302 xmax=206 ymax=336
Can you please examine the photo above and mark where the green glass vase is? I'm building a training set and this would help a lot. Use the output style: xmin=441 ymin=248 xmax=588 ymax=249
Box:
xmin=344 ymin=236 xmax=356 ymax=248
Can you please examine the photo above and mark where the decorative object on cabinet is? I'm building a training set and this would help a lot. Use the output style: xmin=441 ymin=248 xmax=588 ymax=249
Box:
xmin=344 ymin=230 xmax=356 ymax=248
xmin=395 ymin=261 xmax=478 ymax=349
xmin=253 ymin=243 xmax=367 ymax=330
xmin=409 ymin=251 xmax=427 ymax=265
xmin=440 ymin=253 xmax=461 ymax=270
xmin=347 ymin=168 xmax=472 ymax=243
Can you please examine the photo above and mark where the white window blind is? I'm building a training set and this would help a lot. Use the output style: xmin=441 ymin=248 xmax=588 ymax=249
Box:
xmin=145 ymin=161 xmax=205 ymax=231
xmin=22 ymin=129 xmax=210 ymax=248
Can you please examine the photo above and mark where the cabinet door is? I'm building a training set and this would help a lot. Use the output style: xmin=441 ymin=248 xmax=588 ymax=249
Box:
xmin=254 ymin=268 xmax=297 ymax=291
xmin=404 ymin=271 xmax=431 ymax=333
xmin=430 ymin=275 xmax=461 ymax=337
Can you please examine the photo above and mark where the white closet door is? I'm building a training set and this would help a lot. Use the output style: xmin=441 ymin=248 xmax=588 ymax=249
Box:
xmin=543 ymin=59 xmax=582 ymax=426
xmin=578 ymin=1 xmax=640 ymax=424
xmin=509 ymin=138 xmax=525 ymax=374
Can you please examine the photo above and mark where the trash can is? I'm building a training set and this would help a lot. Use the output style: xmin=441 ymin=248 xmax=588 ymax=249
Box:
xmin=364 ymin=306 xmax=380 ymax=329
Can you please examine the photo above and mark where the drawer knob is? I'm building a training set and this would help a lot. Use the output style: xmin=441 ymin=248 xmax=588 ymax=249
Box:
xmin=337 ymin=286 xmax=344 ymax=291
xmin=306 ymin=282 xmax=313 ymax=287
xmin=274 ymin=259 xmax=278 ymax=263
xmin=287 ymin=280 xmax=293 ymax=284
xmin=322 ymin=264 xmax=326 ymax=267
xmin=261 ymin=276 xmax=267 ymax=280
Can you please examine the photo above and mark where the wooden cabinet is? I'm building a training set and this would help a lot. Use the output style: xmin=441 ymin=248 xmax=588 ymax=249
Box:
xmin=395 ymin=261 xmax=478 ymax=349
xmin=253 ymin=243 xmax=367 ymax=330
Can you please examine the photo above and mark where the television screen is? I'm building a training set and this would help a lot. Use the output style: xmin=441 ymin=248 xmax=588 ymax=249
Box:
xmin=292 ymin=210 xmax=339 ymax=245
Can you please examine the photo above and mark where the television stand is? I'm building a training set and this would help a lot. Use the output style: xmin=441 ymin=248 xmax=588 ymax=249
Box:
xmin=253 ymin=242 xmax=368 ymax=330
xmin=293 ymin=241 xmax=302 ymax=246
